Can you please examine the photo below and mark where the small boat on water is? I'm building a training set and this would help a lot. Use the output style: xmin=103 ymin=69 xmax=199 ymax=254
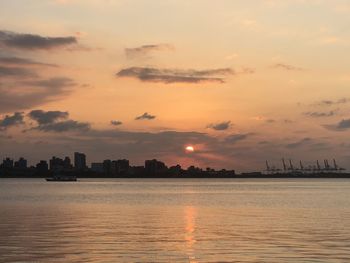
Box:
xmin=46 ymin=174 xmax=77 ymax=182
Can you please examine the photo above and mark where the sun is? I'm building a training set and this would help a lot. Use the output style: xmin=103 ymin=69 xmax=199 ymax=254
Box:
xmin=185 ymin=145 xmax=195 ymax=152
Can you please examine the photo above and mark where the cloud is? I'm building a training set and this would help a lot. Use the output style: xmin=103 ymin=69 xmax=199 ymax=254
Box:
xmin=0 ymin=30 xmax=77 ymax=50
xmin=263 ymin=118 xmax=294 ymax=124
xmin=272 ymin=63 xmax=303 ymax=71
xmin=286 ymin=137 xmax=312 ymax=148
xmin=0 ymin=56 xmax=57 ymax=67
xmin=28 ymin=110 xmax=69 ymax=124
xmin=323 ymin=119 xmax=350 ymax=131
xmin=337 ymin=119 xmax=350 ymax=129
xmin=116 ymin=67 xmax=234 ymax=84
xmin=74 ymin=129 xmax=219 ymax=161
xmin=303 ymin=110 xmax=337 ymax=118
xmin=35 ymin=120 xmax=90 ymax=132
xmin=27 ymin=109 xmax=89 ymax=132
xmin=125 ymin=44 xmax=174 ymax=59
xmin=0 ymin=77 xmax=76 ymax=113
xmin=314 ymin=98 xmax=350 ymax=106
xmin=69 ymin=129 xmax=255 ymax=169
xmin=111 ymin=120 xmax=123 ymax=126
xmin=135 ymin=112 xmax=156 ymax=120
xmin=0 ymin=66 xmax=37 ymax=78
xmin=85 ymin=129 xmax=209 ymax=142
xmin=0 ymin=112 xmax=24 ymax=130
xmin=22 ymin=77 xmax=76 ymax=89
xmin=239 ymin=67 xmax=255 ymax=74
xmin=224 ymin=133 xmax=250 ymax=144
xmin=207 ymin=121 xmax=231 ymax=131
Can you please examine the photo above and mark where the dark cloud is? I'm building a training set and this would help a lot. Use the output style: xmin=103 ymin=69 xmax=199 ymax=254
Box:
xmin=286 ymin=137 xmax=312 ymax=149
xmin=38 ymin=129 xmax=219 ymax=170
xmin=258 ymin=141 xmax=269 ymax=145
xmin=22 ymin=77 xmax=76 ymax=89
xmin=72 ymin=129 xmax=255 ymax=170
xmin=28 ymin=110 xmax=68 ymax=125
xmin=63 ymin=129 xmax=211 ymax=160
xmin=0 ymin=77 xmax=76 ymax=113
xmin=264 ymin=119 xmax=293 ymax=124
xmin=27 ymin=109 xmax=89 ymax=133
xmin=323 ymin=119 xmax=350 ymax=131
xmin=272 ymin=63 xmax=303 ymax=71
xmin=135 ymin=112 xmax=156 ymax=120
xmin=315 ymin=98 xmax=350 ymax=106
xmin=0 ymin=66 xmax=37 ymax=77
xmin=125 ymin=44 xmax=174 ymax=59
xmin=303 ymin=110 xmax=337 ymax=118
xmin=207 ymin=121 xmax=231 ymax=131
xmin=116 ymin=67 xmax=234 ymax=84
xmin=0 ymin=30 xmax=77 ymax=50
xmin=224 ymin=133 xmax=250 ymax=144
xmin=111 ymin=120 xmax=123 ymax=126
xmin=76 ymin=129 xmax=218 ymax=161
xmin=85 ymin=129 xmax=209 ymax=142
xmin=309 ymin=142 xmax=332 ymax=151
xmin=337 ymin=119 xmax=350 ymax=129
xmin=35 ymin=120 xmax=90 ymax=132
xmin=0 ymin=112 xmax=24 ymax=130
xmin=0 ymin=56 xmax=57 ymax=67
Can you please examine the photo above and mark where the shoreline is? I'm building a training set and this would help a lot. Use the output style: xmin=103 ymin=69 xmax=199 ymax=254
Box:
xmin=1 ymin=173 xmax=350 ymax=179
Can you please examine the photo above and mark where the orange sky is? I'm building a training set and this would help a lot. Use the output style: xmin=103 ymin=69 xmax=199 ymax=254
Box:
xmin=1 ymin=0 xmax=350 ymax=172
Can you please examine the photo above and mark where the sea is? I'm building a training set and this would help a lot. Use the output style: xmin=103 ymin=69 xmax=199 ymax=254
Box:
xmin=0 ymin=178 xmax=350 ymax=262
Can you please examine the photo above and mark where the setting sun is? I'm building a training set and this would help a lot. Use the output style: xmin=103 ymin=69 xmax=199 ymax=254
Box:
xmin=185 ymin=146 xmax=195 ymax=152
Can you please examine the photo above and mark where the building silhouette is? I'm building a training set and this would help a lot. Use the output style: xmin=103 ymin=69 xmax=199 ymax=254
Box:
xmin=2 ymin=158 xmax=14 ymax=169
xmin=14 ymin=157 xmax=27 ymax=169
xmin=103 ymin=159 xmax=112 ymax=175
xmin=49 ymin=156 xmax=64 ymax=171
xmin=74 ymin=152 xmax=86 ymax=170
xmin=1 ymin=151 xmax=345 ymax=178
xmin=114 ymin=159 xmax=129 ymax=174
xmin=63 ymin=157 xmax=72 ymax=169
xmin=145 ymin=159 xmax=167 ymax=175
xmin=36 ymin=160 xmax=49 ymax=175
xmin=91 ymin=162 xmax=103 ymax=173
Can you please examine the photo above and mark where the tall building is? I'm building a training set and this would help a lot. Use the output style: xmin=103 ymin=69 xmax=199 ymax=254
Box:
xmin=36 ymin=160 xmax=49 ymax=174
xmin=103 ymin=159 xmax=112 ymax=175
xmin=49 ymin=156 xmax=64 ymax=171
xmin=91 ymin=163 xmax=103 ymax=173
xmin=116 ymin=159 xmax=129 ymax=174
xmin=63 ymin=157 xmax=72 ymax=169
xmin=2 ymin=158 xmax=14 ymax=169
xmin=74 ymin=152 xmax=86 ymax=170
xmin=145 ymin=159 xmax=167 ymax=175
xmin=14 ymin=157 xmax=27 ymax=169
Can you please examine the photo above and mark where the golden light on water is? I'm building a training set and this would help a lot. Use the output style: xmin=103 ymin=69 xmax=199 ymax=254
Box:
xmin=184 ymin=206 xmax=197 ymax=262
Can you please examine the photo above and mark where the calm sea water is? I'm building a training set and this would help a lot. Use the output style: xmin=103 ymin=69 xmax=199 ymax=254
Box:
xmin=1 ymin=178 xmax=350 ymax=263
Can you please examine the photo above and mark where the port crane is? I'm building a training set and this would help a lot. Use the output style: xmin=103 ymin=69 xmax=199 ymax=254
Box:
xmin=264 ymin=158 xmax=345 ymax=175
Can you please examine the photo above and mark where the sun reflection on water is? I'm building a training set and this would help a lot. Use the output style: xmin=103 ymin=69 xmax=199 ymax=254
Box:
xmin=185 ymin=206 xmax=197 ymax=262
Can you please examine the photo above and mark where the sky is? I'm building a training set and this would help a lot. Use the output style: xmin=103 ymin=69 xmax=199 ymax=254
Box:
xmin=0 ymin=0 xmax=350 ymax=172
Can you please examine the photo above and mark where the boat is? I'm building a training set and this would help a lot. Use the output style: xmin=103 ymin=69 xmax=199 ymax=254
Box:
xmin=46 ymin=174 xmax=77 ymax=182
